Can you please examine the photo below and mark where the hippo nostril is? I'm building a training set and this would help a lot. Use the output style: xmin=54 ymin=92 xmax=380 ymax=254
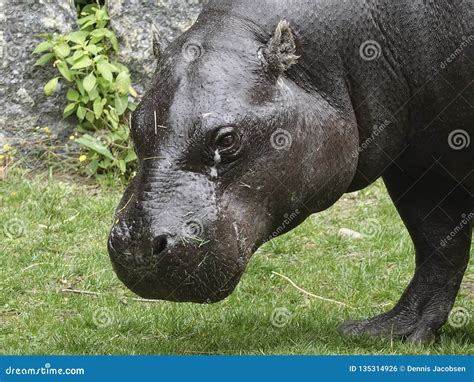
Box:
xmin=152 ymin=235 xmax=168 ymax=256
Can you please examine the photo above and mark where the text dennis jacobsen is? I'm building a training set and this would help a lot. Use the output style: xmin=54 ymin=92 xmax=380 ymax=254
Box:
xmin=349 ymin=365 xmax=467 ymax=373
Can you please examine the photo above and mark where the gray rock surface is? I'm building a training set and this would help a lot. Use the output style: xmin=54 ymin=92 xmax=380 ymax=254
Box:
xmin=107 ymin=0 xmax=206 ymax=94
xmin=0 ymin=0 xmax=77 ymax=149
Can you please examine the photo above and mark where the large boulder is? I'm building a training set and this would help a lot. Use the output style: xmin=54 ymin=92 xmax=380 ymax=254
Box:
xmin=0 ymin=0 xmax=77 ymax=149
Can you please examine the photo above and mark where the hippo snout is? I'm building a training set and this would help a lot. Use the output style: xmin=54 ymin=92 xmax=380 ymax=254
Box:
xmin=107 ymin=212 xmax=247 ymax=304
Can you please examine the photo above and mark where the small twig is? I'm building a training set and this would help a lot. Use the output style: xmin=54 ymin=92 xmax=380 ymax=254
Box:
xmin=116 ymin=193 xmax=134 ymax=215
xmin=271 ymin=271 xmax=353 ymax=308
xmin=61 ymin=288 xmax=100 ymax=296
xmin=60 ymin=288 xmax=162 ymax=304
xmin=130 ymin=297 xmax=163 ymax=304
xmin=142 ymin=156 xmax=165 ymax=161
xmin=21 ymin=263 xmax=41 ymax=272
xmin=62 ymin=212 xmax=80 ymax=224
xmin=81 ymin=268 xmax=109 ymax=281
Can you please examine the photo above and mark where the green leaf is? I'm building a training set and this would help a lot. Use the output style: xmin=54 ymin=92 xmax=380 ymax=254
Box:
xmin=44 ymin=77 xmax=59 ymax=96
xmin=56 ymin=61 xmax=73 ymax=82
xmin=76 ymin=105 xmax=86 ymax=120
xmin=85 ymin=43 xmax=103 ymax=55
xmin=90 ymin=28 xmax=108 ymax=39
xmin=129 ymin=86 xmax=138 ymax=98
xmin=77 ymin=14 xmax=95 ymax=26
xmin=66 ymin=88 xmax=80 ymax=101
xmin=54 ymin=42 xmax=70 ymax=58
xmin=80 ymin=19 xmax=96 ymax=30
xmin=83 ymin=72 xmax=97 ymax=93
xmin=65 ymin=31 xmax=89 ymax=44
xmin=71 ymin=56 xmax=93 ymax=70
xmin=93 ymin=98 xmax=104 ymax=119
xmin=116 ymin=72 xmax=131 ymax=95
xmin=108 ymin=33 xmax=119 ymax=52
xmin=106 ymin=108 xmax=119 ymax=127
xmin=81 ymin=4 xmax=98 ymax=15
xmin=72 ymin=50 xmax=87 ymax=61
xmin=117 ymin=159 xmax=126 ymax=174
xmin=86 ymin=111 xmax=95 ymax=123
xmin=34 ymin=53 xmax=55 ymax=66
xmin=63 ymin=103 xmax=77 ymax=118
xmin=95 ymin=8 xmax=107 ymax=22
xmin=33 ymin=41 xmax=51 ymax=54
xmin=114 ymin=94 xmax=128 ymax=116
xmin=76 ymin=79 xmax=86 ymax=96
xmin=124 ymin=150 xmax=137 ymax=163
xmin=88 ymin=87 xmax=99 ymax=101
xmin=97 ymin=61 xmax=113 ymax=82
xmin=76 ymin=134 xmax=115 ymax=161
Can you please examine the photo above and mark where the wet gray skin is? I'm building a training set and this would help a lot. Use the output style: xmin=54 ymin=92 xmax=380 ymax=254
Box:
xmin=108 ymin=0 xmax=473 ymax=343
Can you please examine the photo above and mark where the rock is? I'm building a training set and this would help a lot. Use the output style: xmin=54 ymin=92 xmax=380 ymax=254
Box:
xmin=338 ymin=228 xmax=364 ymax=240
xmin=106 ymin=0 xmax=206 ymax=94
xmin=0 ymin=0 xmax=77 ymax=147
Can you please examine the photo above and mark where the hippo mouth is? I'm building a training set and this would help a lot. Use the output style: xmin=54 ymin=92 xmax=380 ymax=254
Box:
xmin=107 ymin=214 xmax=252 ymax=303
xmin=111 ymin=261 xmax=245 ymax=304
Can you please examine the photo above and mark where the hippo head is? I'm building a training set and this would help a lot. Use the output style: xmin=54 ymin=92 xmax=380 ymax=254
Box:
xmin=108 ymin=19 xmax=358 ymax=303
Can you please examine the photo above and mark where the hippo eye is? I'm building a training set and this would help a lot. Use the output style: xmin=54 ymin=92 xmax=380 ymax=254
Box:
xmin=214 ymin=127 xmax=240 ymax=153
xmin=217 ymin=133 xmax=235 ymax=149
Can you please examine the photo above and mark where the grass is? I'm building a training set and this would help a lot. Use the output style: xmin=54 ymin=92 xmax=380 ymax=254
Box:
xmin=0 ymin=169 xmax=472 ymax=355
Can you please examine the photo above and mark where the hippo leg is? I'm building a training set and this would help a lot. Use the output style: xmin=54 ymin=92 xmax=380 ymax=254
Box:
xmin=338 ymin=166 xmax=472 ymax=344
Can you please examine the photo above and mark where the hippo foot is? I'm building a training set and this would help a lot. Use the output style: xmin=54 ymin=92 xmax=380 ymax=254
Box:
xmin=337 ymin=309 xmax=437 ymax=344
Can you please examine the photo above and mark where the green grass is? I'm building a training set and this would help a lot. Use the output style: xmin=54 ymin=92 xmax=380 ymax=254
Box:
xmin=1 ymin=170 xmax=472 ymax=355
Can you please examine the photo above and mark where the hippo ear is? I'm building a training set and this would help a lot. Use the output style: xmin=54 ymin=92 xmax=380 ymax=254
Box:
xmin=261 ymin=20 xmax=299 ymax=74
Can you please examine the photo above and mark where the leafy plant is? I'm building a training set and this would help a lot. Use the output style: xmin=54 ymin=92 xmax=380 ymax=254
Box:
xmin=33 ymin=3 xmax=137 ymax=178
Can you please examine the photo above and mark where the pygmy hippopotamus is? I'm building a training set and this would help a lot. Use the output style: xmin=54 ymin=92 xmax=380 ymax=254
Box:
xmin=108 ymin=0 xmax=473 ymax=344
